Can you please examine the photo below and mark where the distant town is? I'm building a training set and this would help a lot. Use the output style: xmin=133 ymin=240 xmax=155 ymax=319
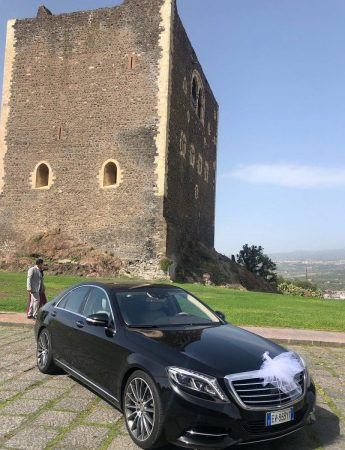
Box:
xmin=272 ymin=249 xmax=345 ymax=296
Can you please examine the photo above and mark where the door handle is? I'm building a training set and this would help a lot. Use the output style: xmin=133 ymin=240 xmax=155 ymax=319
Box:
xmin=51 ymin=311 xmax=57 ymax=317
xmin=76 ymin=320 xmax=85 ymax=328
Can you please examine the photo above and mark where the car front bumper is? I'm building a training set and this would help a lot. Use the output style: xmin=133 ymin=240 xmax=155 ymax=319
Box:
xmin=158 ymin=378 xmax=316 ymax=449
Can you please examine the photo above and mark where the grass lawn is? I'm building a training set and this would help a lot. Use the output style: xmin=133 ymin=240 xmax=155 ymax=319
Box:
xmin=1 ymin=271 xmax=344 ymax=331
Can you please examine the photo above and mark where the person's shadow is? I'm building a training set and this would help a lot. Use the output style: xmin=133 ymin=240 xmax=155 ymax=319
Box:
xmin=167 ymin=405 xmax=340 ymax=450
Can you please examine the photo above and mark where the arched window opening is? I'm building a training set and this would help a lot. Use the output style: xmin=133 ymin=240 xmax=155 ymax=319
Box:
xmin=103 ymin=162 xmax=118 ymax=187
xmin=35 ymin=163 xmax=49 ymax=188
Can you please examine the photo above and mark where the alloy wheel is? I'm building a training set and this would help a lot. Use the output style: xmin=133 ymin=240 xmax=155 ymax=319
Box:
xmin=125 ymin=377 xmax=155 ymax=442
xmin=37 ymin=330 xmax=49 ymax=369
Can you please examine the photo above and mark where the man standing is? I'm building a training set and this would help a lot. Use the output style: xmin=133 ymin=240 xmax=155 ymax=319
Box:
xmin=27 ymin=258 xmax=44 ymax=319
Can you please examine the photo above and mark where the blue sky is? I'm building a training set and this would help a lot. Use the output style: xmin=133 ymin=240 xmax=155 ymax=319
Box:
xmin=1 ymin=0 xmax=345 ymax=255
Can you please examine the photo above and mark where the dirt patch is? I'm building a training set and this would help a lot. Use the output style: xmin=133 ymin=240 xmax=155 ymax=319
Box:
xmin=0 ymin=230 xmax=124 ymax=277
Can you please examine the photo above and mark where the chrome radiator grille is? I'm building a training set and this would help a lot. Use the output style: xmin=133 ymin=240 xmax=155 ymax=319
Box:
xmin=226 ymin=371 xmax=305 ymax=410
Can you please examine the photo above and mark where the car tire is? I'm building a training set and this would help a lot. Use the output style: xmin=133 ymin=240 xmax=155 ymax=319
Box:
xmin=36 ymin=328 xmax=62 ymax=374
xmin=123 ymin=370 xmax=168 ymax=449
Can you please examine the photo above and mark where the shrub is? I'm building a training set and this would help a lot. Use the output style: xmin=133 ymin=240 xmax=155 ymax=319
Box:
xmin=160 ymin=257 xmax=172 ymax=275
xmin=292 ymin=279 xmax=319 ymax=291
xmin=278 ymin=282 xmax=323 ymax=298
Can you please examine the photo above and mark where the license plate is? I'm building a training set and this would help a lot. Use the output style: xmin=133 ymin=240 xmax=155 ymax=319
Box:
xmin=266 ymin=408 xmax=294 ymax=426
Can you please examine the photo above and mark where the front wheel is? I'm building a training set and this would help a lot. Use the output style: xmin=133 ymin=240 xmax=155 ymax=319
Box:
xmin=124 ymin=370 xmax=167 ymax=449
xmin=37 ymin=328 xmax=61 ymax=374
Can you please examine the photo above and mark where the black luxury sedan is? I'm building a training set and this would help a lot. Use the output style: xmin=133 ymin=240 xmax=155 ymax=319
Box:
xmin=35 ymin=282 xmax=316 ymax=449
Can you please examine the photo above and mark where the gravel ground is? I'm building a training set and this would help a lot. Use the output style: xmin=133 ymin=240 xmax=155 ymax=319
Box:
xmin=0 ymin=326 xmax=343 ymax=449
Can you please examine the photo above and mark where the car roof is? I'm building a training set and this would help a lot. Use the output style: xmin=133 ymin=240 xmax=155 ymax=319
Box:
xmin=68 ymin=282 xmax=181 ymax=292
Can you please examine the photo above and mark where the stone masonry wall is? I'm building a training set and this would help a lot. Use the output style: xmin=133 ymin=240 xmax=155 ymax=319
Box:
xmin=165 ymin=5 xmax=218 ymax=267
xmin=0 ymin=0 xmax=170 ymax=269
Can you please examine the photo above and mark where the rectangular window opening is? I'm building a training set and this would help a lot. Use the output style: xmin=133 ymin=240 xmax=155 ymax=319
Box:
xmin=129 ymin=54 xmax=137 ymax=70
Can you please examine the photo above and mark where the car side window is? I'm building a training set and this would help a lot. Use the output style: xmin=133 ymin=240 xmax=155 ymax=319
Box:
xmin=82 ymin=287 xmax=112 ymax=319
xmin=58 ymin=286 xmax=91 ymax=314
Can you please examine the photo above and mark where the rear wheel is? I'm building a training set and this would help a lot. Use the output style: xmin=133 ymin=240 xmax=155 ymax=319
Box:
xmin=37 ymin=329 xmax=61 ymax=374
xmin=124 ymin=370 xmax=167 ymax=449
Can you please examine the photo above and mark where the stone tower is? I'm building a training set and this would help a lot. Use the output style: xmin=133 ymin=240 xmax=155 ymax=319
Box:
xmin=0 ymin=0 xmax=218 ymax=278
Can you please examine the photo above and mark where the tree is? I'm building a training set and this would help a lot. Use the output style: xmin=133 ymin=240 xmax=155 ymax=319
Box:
xmin=236 ymin=244 xmax=277 ymax=283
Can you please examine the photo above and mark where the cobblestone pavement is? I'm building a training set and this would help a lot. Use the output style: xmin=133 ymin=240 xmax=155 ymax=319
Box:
xmin=0 ymin=326 xmax=343 ymax=450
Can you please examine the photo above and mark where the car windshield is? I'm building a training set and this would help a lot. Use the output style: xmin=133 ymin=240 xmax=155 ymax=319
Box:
xmin=115 ymin=288 xmax=220 ymax=327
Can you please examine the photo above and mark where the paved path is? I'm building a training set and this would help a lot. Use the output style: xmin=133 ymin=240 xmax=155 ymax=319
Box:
xmin=1 ymin=312 xmax=345 ymax=346
xmin=0 ymin=326 xmax=344 ymax=449
xmin=0 ymin=312 xmax=33 ymax=327
xmin=242 ymin=326 xmax=345 ymax=347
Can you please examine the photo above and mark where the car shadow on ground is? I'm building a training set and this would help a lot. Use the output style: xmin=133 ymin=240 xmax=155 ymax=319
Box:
xmin=165 ymin=406 xmax=340 ymax=450
xmin=229 ymin=406 xmax=340 ymax=450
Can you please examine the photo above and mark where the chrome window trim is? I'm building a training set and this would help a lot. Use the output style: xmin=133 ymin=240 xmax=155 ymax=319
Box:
xmin=86 ymin=317 xmax=108 ymax=324
xmin=56 ymin=359 xmax=118 ymax=403
xmin=54 ymin=284 xmax=116 ymax=332
xmin=225 ymin=369 xmax=306 ymax=411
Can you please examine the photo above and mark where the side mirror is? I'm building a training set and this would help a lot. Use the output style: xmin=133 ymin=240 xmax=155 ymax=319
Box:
xmin=86 ymin=313 xmax=110 ymax=327
xmin=215 ymin=311 xmax=226 ymax=322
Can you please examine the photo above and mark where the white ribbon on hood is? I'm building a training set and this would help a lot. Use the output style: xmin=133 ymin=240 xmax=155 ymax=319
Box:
xmin=259 ymin=351 xmax=304 ymax=394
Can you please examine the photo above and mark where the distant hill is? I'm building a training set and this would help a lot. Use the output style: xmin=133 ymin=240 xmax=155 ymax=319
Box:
xmin=270 ymin=249 xmax=345 ymax=261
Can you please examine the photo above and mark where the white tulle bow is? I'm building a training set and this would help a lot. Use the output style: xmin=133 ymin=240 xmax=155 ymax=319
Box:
xmin=259 ymin=351 xmax=304 ymax=394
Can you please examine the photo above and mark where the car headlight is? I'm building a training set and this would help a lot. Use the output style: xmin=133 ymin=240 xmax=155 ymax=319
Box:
xmin=295 ymin=353 xmax=306 ymax=368
xmin=167 ymin=367 xmax=228 ymax=402
xmin=294 ymin=352 xmax=311 ymax=387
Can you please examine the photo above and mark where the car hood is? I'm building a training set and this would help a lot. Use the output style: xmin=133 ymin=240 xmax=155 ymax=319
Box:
xmin=130 ymin=324 xmax=285 ymax=377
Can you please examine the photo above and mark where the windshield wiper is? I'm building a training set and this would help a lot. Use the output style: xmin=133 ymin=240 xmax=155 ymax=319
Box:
xmin=127 ymin=323 xmax=220 ymax=329
xmin=148 ymin=323 xmax=219 ymax=328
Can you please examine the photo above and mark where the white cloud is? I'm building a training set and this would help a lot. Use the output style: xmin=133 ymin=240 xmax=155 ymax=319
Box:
xmin=228 ymin=164 xmax=345 ymax=188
